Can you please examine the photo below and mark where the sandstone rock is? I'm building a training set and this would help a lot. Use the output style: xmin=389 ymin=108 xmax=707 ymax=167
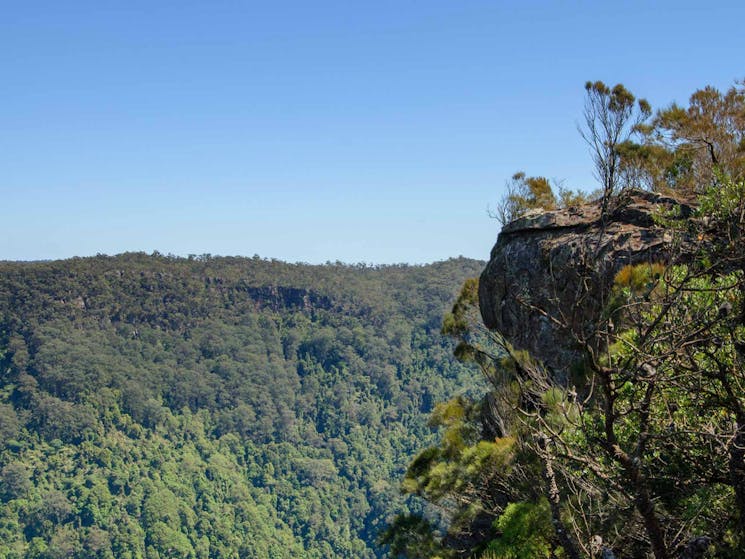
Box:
xmin=478 ymin=190 xmax=693 ymax=379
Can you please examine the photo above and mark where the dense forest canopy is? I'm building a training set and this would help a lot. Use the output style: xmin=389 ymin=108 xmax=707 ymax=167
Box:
xmin=0 ymin=253 xmax=485 ymax=558
xmin=386 ymin=79 xmax=745 ymax=559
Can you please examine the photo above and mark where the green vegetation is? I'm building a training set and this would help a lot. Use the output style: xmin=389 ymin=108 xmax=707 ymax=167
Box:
xmin=0 ymin=254 xmax=485 ymax=558
xmin=494 ymin=79 xmax=745 ymax=223
xmin=387 ymin=80 xmax=745 ymax=558
xmin=491 ymin=172 xmax=589 ymax=225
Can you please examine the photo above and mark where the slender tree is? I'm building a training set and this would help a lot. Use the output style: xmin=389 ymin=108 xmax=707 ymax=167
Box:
xmin=579 ymin=81 xmax=651 ymax=211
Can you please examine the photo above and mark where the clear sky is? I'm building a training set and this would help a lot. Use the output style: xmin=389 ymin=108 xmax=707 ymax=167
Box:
xmin=2 ymin=1 xmax=743 ymax=263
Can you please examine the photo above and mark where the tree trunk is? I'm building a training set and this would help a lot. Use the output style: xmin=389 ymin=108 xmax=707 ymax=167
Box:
xmin=730 ymin=420 xmax=745 ymax=531
xmin=537 ymin=435 xmax=582 ymax=559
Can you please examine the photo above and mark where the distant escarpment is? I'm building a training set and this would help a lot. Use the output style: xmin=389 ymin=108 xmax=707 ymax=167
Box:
xmin=478 ymin=190 xmax=694 ymax=377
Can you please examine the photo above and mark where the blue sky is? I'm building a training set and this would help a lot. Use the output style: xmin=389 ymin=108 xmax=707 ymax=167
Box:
xmin=2 ymin=1 xmax=743 ymax=263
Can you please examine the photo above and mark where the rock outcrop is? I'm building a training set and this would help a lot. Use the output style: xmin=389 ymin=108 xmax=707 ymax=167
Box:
xmin=478 ymin=190 xmax=693 ymax=378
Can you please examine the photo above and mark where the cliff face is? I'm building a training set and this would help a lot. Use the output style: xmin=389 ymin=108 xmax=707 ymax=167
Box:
xmin=478 ymin=190 xmax=693 ymax=377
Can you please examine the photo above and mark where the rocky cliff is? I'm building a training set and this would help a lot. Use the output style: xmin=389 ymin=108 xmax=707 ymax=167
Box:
xmin=478 ymin=190 xmax=694 ymax=378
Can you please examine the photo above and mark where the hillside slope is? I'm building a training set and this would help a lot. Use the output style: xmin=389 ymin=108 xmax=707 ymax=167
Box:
xmin=0 ymin=253 xmax=485 ymax=559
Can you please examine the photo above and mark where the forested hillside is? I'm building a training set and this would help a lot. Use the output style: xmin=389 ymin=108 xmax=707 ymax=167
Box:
xmin=0 ymin=253 xmax=485 ymax=558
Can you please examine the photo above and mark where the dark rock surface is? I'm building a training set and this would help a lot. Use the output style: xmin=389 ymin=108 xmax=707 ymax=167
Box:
xmin=244 ymin=285 xmax=332 ymax=312
xmin=478 ymin=190 xmax=693 ymax=378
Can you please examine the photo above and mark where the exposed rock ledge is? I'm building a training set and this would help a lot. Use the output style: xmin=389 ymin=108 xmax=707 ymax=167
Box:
xmin=478 ymin=190 xmax=694 ymax=378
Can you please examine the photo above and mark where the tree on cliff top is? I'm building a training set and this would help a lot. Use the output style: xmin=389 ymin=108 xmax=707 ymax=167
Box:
xmin=492 ymin=172 xmax=590 ymax=226
xmin=491 ymin=172 xmax=556 ymax=225
xmin=614 ymin=81 xmax=745 ymax=196
xmin=580 ymin=80 xmax=651 ymax=209
xmin=643 ymin=81 xmax=745 ymax=194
